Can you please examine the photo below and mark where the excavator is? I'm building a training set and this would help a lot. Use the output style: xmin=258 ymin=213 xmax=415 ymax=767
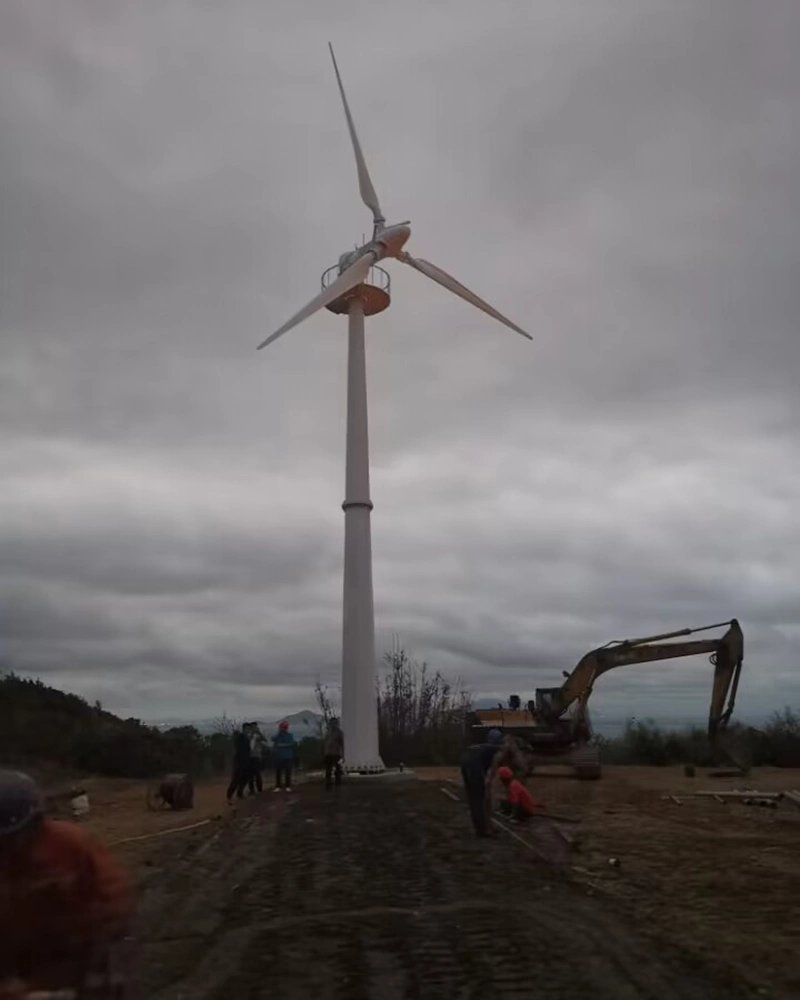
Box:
xmin=465 ymin=618 xmax=744 ymax=779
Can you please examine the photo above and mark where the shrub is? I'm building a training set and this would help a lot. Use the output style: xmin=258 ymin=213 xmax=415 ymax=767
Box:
xmin=595 ymin=710 xmax=800 ymax=768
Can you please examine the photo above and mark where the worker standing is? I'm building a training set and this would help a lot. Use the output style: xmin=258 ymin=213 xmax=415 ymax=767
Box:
xmin=271 ymin=720 xmax=297 ymax=792
xmin=322 ymin=717 xmax=344 ymax=790
xmin=459 ymin=729 xmax=506 ymax=837
xmin=0 ymin=770 xmax=134 ymax=997
xmin=247 ymin=722 xmax=267 ymax=795
xmin=226 ymin=724 xmax=252 ymax=803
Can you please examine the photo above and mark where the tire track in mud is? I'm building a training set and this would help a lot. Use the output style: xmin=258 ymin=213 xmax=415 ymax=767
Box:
xmin=136 ymin=797 xmax=289 ymax=998
xmin=189 ymin=781 xmax=749 ymax=1000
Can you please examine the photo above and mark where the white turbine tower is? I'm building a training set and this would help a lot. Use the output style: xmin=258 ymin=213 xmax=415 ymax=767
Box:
xmin=258 ymin=44 xmax=530 ymax=774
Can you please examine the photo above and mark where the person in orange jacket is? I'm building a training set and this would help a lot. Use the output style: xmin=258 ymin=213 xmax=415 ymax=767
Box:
xmin=495 ymin=765 xmax=544 ymax=823
xmin=0 ymin=770 xmax=134 ymax=996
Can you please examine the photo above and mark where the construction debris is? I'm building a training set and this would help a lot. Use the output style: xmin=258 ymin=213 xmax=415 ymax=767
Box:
xmin=147 ymin=773 xmax=195 ymax=812
xmin=71 ymin=790 xmax=90 ymax=818
xmin=661 ymin=788 xmax=796 ymax=809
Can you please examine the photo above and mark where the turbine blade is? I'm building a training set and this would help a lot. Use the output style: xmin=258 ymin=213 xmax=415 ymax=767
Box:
xmin=257 ymin=253 xmax=375 ymax=350
xmin=399 ymin=253 xmax=532 ymax=340
xmin=328 ymin=43 xmax=384 ymax=225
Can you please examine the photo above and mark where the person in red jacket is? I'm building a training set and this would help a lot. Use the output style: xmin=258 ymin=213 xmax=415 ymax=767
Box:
xmin=496 ymin=765 xmax=544 ymax=823
xmin=0 ymin=770 xmax=134 ymax=997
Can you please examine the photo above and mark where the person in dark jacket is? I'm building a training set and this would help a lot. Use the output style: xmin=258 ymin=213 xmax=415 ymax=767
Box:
xmin=226 ymin=725 xmax=252 ymax=803
xmin=459 ymin=730 xmax=524 ymax=837
xmin=322 ymin=718 xmax=344 ymax=789
xmin=247 ymin=723 xmax=267 ymax=795
xmin=271 ymin=720 xmax=297 ymax=792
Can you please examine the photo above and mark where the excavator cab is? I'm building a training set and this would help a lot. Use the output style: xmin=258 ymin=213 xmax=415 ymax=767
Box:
xmin=534 ymin=688 xmax=558 ymax=715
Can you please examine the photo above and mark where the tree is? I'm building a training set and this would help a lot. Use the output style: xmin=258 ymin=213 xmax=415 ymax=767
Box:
xmin=375 ymin=640 xmax=471 ymax=766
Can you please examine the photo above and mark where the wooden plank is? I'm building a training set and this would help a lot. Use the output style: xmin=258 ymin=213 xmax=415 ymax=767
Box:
xmin=27 ymin=992 xmax=76 ymax=1000
xmin=533 ymin=811 xmax=582 ymax=825
xmin=108 ymin=818 xmax=212 ymax=847
xmin=694 ymin=790 xmax=782 ymax=800
xmin=782 ymin=790 xmax=800 ymax=809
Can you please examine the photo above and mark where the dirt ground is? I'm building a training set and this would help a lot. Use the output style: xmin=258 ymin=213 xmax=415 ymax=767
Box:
xmin=422 ymin=764 xmax=800 ymax=999
xmin=86 ymin=765 xmax=800 ymax=999
xmin=75 ymin=777 xmax=229 ymax=846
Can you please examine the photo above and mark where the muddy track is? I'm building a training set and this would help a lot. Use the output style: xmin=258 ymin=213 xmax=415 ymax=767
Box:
xmin=138 ymin=780 xmax=750 ymax=999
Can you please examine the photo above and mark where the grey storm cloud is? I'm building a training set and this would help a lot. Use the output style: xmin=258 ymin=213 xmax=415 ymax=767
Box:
xmin=1 ymin=0 xmax=799 ymax=723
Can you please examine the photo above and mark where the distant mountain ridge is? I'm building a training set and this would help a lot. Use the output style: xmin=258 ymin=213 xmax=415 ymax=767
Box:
xmin=149 ymin=709 xmax=324 ymax=740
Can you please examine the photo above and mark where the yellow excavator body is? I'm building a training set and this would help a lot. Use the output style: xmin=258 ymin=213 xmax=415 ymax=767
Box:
xmin=466 ymin=619 xmax=744 ymax=779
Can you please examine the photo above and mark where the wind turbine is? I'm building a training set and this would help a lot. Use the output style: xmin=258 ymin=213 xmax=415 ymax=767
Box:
xmin=258 ymin=44 xmax=530 ymax=773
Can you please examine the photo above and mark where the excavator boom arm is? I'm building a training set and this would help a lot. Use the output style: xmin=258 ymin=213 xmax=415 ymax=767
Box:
xmin=544 ymin=619 xmax=743 ymax=735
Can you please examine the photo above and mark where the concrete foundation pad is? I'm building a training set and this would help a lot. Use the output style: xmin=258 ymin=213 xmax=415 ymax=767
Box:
xmin=344 ymin=768 xmax=416 ymax=781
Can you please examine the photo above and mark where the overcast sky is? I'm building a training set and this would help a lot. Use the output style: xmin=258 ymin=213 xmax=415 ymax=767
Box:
xmin=2 ymin=1 xmax=798 ymax=726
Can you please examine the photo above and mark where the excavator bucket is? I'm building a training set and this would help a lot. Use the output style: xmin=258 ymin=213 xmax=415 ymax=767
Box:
xmin=708 ymin=619 xmax=744 ymax=736
xmin=707 ymin=619 xmax=748 ymax=771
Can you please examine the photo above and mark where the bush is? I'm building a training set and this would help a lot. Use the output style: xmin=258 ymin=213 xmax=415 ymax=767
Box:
xmin=759 ymin=707 xmax=800 ymax=767
xmin=297 ymin=736 xmax=323 ymax=770
xmin=594 ymin=709 xmax=800 ymax=768
xmin=315 ymin=645 xmax=472 ymax=767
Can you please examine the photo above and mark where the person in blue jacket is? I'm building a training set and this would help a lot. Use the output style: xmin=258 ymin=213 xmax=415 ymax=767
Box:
xmin=271 ymin=720 xmax=297 ymax=792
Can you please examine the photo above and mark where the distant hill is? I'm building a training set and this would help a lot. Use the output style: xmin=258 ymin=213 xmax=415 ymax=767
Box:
xmin=149 ymin=710 xmax=325 ymax=741
xmin=1 ymin=673 xmax=230 ymax=779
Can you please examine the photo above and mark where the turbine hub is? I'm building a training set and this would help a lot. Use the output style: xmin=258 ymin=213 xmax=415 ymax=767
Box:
xmin=375 ymin=222 xmax=411 ymax=258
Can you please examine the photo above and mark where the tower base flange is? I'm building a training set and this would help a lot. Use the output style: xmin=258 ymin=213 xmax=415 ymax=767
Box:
xmin=343 ymin=758 xmax=386 ymax=774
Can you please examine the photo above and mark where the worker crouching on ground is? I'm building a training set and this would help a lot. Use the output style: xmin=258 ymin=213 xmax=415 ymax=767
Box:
xmin=459 ymin=730 xmax=526 ymax=837
xmin=495 ymin=765 xmax=543 ymax=824
xmin=322 ymin=717 xmax=344 ymax=790
xmin=272 ymin=720 xmax=297 ymax=792
xmin=0 ymin=770 xmax=134 ymax=998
